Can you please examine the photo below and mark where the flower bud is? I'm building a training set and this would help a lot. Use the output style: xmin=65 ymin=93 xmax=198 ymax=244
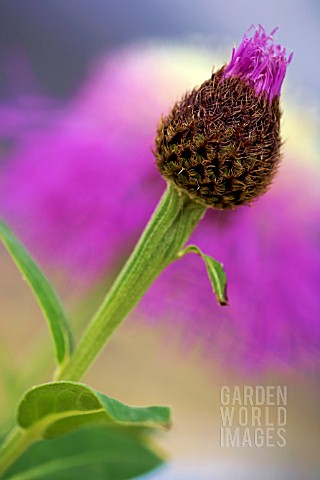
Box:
xmin=155 ymin=26 xmax=292 ymax=209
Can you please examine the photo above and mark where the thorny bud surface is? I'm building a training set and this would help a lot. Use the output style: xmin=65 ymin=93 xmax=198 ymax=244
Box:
xmin=155 ymin=26 xmax=292 ymax=209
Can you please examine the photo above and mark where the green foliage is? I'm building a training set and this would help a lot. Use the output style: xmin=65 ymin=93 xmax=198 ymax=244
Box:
xmin=3 ymin=425 xmax=164 ymax=480
xmin=0 ymin=221 xmax=74 ymax=365
xmin=180 ymin=244 xmax=228 ymax=305
xmin=17 ymin=382 xmax=171 ymax=439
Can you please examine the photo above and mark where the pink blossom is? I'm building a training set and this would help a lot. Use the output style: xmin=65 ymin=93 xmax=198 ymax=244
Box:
xmin=224 ymin=25 xmax=293 ymax=101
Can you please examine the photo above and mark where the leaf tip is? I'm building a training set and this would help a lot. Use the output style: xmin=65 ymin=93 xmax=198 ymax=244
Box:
xmin=217 ymin=284 xmax=229 ymax=306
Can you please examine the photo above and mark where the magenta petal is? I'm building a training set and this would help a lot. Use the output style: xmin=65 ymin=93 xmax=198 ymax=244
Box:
xmin=223 ymin=25 xmax=292 ymax=101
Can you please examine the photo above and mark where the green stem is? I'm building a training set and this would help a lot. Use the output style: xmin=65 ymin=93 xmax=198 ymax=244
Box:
xmin=0 ymin=428 xmax=36 ymax=476
xmin=0 ymin=184 xmax=205 ymax=476
xmin=56 ymin=184 xmax=205 ymax=381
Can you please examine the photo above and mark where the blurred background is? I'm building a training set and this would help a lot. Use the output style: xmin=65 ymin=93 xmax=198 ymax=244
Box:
xmin=0 ymin=0 xmax=319 ymax=101
xmin=0 ymin=1 xmax=319 ymax=479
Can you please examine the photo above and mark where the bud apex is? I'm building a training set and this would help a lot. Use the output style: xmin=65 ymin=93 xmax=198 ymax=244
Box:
xmin=155 ymin=26 xmax=291 ymax=210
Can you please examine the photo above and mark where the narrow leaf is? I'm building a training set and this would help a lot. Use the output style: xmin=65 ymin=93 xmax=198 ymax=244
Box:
xmin=0 ymin=220 xmax=74 ymax=365
xmin=180 ymin=244 xmax=228 ymax=306
xmin=17 ymin=382 xmax=171 ymax=439
xmin=3 ymin=425 xmax=164 ymax=480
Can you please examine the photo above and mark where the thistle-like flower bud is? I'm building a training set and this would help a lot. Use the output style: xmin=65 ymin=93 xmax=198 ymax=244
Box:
xmin=155 ymin=26 xmax=292 ymax=209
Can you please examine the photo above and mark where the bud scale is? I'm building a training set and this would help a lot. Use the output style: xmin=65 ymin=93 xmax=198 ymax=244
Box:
xmin=155 ymin=69 xmax=281 ymax=210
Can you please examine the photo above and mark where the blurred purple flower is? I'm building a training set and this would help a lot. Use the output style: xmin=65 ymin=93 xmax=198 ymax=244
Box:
xmin=0 ymin=43 xmax=319 ymax=371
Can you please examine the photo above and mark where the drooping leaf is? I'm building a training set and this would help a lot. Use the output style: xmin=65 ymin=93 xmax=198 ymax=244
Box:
xmin=17 ymin=382 xmax=171 ymax=439
xmin=0 ymin=220 xmax=74 ymax=365
xmin=3 ymin=425 xmax=164 ymax=480
xmin=180 ymin=244 xmax=228 ymax=306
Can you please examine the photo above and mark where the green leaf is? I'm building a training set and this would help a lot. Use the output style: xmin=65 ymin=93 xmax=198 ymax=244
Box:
xmin=17 ymin=382 xmax=171 ymax=439
xmin=3 ymin=425 xmax=164 ymax=480
xmin=180 ymin=244 xmax=228 ymax=306
xmin=0 ymin=220 xmax=74 ymax=365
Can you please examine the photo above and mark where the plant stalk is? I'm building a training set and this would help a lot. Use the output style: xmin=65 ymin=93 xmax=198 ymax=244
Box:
xmin=0 ymin=184 xmax=205 ymax=476
xmin=55 ymin=184 xmax=205 ymax=382
xmin=0 ymin=428 xmax=36 ymax=476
